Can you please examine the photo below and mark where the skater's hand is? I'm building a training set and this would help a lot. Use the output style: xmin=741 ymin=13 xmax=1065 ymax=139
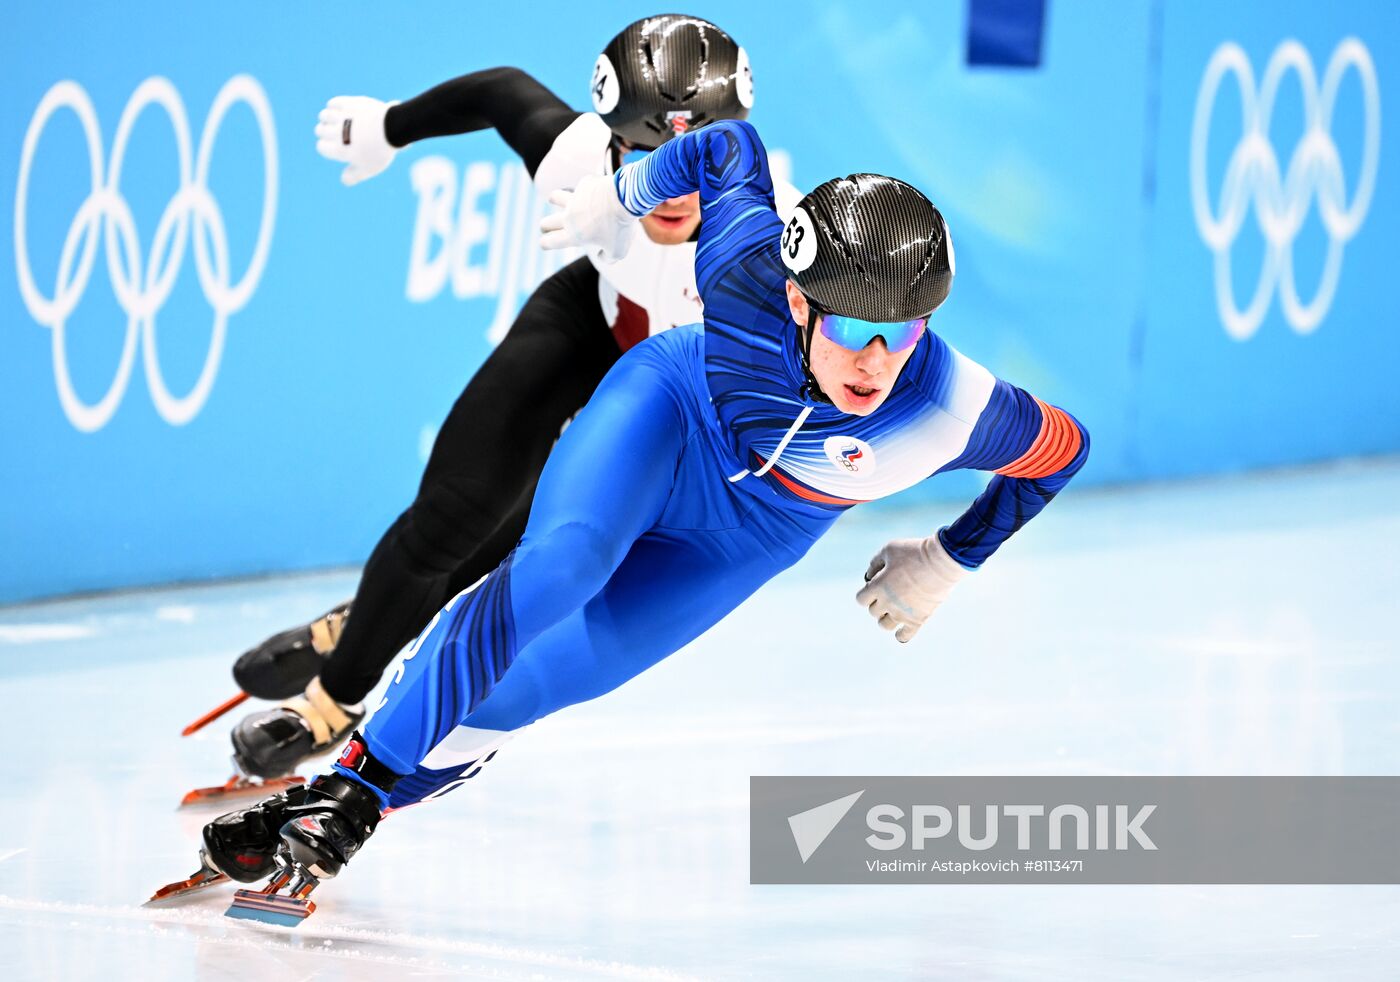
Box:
xmin=856 ymin=535 xmax=967 ymax=643
xmin=314 ymin=96 xmax=398 ymax=186
xmin=539 ymin=173 xmax=637 ymax=261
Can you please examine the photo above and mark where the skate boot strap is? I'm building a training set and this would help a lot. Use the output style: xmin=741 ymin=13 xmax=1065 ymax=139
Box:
xmin=308 ymin=602 xmax=351 ymax=655
xmin=334 ymin=731 xmax=403 ymax=800
xmin=284 ymin=677 xmax=362 ymax=748
xmin=304 ymin=771 xmax=388 ymax=832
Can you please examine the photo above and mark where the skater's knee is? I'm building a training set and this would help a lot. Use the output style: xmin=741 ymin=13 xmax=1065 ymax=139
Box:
xmin=464 ymin=660 xmax=548 ymax=732
xmin=517 ymin=520 xmax=621 ymax=591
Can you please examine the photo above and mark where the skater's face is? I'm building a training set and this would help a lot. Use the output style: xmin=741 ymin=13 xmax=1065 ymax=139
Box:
xmin=641 ymin=192 xmax=701 ymax=245
xmin=786 ymin=282 xmax=916 ymax=416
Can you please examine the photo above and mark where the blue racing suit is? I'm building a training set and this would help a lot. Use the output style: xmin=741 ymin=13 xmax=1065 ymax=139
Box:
xmin=338 ymin=121 xmax=1089 ymax=809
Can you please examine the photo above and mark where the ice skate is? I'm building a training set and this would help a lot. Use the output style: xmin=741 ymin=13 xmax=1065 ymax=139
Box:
xmin=226 ymin=772 xmax=383 ymax=926
xmin=179 ymin=677 xmax=360 ymax=806
xmin=232 ymin=600 xmax=351 ymax=700
xmin=145 ymin=853 xmax=229 ymax=904
xmin=230 ymin=677 xmax=365 ymax=779
xmin=178 ymin=691 xmax=250 ymax=737
xmin=177 ymin=763 xmax=307 ymax=808
xmin=148 ymin=784 xmax=310 ymax=903
xmin=177 ymin=601 xmax=351 ymax=739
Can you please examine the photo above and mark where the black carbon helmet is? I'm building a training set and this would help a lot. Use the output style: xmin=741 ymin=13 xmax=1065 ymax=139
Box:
xmin=590 ymin=14 xmax=752 ymax=150
xmin=782 ymin=174 xmax=955 ymax=322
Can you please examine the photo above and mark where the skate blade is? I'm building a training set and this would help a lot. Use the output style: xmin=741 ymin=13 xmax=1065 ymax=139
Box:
xmin=179 ymin=774 xmax=306 ymax=808
xmin=145 ymin=863 xmax=229 ymax=905
xmin=226 ymin=889 xmax=316 ymax=926
xmin=181 ymin=690 xmax=250 ymax=737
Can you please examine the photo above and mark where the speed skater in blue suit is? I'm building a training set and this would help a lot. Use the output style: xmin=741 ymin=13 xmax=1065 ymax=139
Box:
xmin=198 ymin=117 xmax=1089 ymax=904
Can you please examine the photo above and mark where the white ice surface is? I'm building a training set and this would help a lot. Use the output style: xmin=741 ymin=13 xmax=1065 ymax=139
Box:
xmin=2 ymin=459 xmax=1399 ymax=979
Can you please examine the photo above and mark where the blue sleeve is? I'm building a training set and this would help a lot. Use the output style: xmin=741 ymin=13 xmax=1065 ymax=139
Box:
xmin=936 ymin=379 xmax=1090 ymax=569
xmin=614 ymin=119 xmax=782 ymax=294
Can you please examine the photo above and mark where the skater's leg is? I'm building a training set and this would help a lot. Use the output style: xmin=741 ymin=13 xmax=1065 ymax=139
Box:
xmin=351 ymin=336 xmax=697 ymax=785
xmin=378 ymin=497 xmax=833 ymax=808
xmin=226 ymin=260 xmax=615 ymax=779
xmin=438 ymin=500 xmax=531 ymax=606
xmin=229 ymin=512 xmax=756 ymax=894
xmin=317 ymin=257 xmax=616 ymax=706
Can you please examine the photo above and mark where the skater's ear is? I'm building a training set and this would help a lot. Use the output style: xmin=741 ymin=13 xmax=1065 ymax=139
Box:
xmin=785 ymin=280 xmax=810 ymax=327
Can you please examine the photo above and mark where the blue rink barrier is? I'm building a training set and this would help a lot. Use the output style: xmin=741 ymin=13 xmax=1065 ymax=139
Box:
xmin=2 ymin=1 xmax=1396 ymax=601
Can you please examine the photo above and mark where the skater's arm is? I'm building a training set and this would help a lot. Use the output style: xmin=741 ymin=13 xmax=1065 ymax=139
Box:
xmin=613 ymin=119 xmax=780 ymax=288
xmin=614 ymin=119 xmax=772 ymax=211
xmin=856 ymin=377 xmax=1087 ymax=643
xmin=384 ymin=68 xmax=580 ymax=176
xmin=317 ymin=69 xmax=586 ymax=186
xmin=936 ymin=378 xmax=1090 ymax=569
xmin=539 ymin=119 xmax=780 ymax=274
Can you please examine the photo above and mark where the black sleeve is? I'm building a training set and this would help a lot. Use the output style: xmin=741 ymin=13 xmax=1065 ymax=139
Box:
xmin=383 ymin=67 xmax=583 ymax=176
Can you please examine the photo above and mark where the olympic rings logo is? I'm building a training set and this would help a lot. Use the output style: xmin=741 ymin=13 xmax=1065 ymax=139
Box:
xmin=14 ymin=76 xmax=277 ymax=431
xmin=1190 ymin=39 xmax=1380 ymax=341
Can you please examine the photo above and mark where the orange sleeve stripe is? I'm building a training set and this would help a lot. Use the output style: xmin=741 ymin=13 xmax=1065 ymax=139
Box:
xmin=994 ymin=398 xmax=1083 ymax=479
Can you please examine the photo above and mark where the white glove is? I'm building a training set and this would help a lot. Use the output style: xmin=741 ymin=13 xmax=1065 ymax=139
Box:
xmin=539 ymin=173 xmax=637 ymax=261
xmin=856 ymin=535 xmax=968 ymax=643
xmin=314 ymin=96 xmax=398 ymax=186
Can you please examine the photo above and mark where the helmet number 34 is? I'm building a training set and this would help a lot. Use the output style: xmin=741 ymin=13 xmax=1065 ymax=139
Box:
xmin=590 ymin=54 xmax=620 ymax=115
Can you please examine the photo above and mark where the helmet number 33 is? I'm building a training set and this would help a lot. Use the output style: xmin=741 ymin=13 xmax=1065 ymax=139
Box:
xmin=783 ymin=217 xmax=803 ymax=258
xmin=781 ymin=207 xmax=817 ymax=273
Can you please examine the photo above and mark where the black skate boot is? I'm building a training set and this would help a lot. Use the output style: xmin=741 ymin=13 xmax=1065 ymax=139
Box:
xmin=201 ymin=784 xmax=312 ymax=882
xmin=227 ymin=736 xmax=398 ymax=926
xmin=232 ymin=600 xmax=351 ymax=700
xmin=148 ymin=784 xmax=310 ymax=903
xmin=278 ymin=772 xmax=384 ymax=879
xmin=230 ymin=678 xmax=365 ymax=779
xmin=180 ymin=602 xmax=349 ymax=741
